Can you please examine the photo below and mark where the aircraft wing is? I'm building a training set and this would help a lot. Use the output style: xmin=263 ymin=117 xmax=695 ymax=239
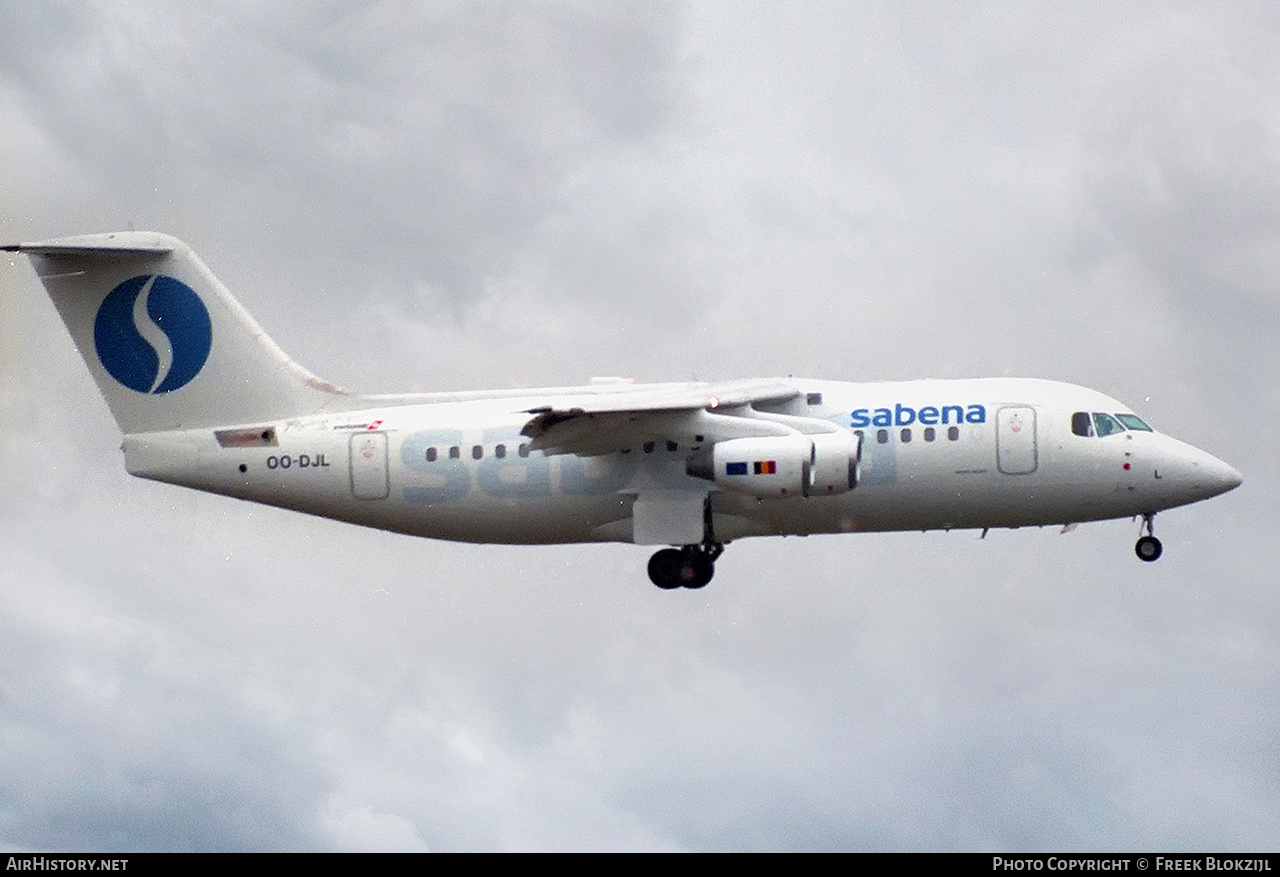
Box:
xmin=520 ymin=378 xmax=807 ymax=456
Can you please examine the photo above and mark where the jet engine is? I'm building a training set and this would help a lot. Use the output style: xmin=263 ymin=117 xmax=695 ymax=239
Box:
xmin=807 ymin=430 xmax=860 ymax=495
xmin=687 ymin=431 xmax=859 ymax=499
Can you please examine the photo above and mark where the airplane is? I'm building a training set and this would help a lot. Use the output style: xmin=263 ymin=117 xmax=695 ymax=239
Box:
xmin=4 ymin=232 xmax=1243 ymax=589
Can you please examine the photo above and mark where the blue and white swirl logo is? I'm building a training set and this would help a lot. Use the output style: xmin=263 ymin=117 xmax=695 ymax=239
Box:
xmin=93 ymin=275 xmax=213 ymax=394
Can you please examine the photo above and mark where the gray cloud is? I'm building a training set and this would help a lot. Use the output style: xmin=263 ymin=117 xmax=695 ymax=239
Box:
xmin=2 ymin=0 xmax=1276 ymax=851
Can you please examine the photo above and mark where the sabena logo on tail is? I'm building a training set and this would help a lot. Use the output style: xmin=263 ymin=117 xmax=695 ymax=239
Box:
xmin=94 ymin=274 xmax=212 ymax=394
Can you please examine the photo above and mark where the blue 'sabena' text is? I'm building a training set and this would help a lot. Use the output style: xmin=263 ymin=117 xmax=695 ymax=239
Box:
xmin=850 ymin=403 xmax=987 ymax=428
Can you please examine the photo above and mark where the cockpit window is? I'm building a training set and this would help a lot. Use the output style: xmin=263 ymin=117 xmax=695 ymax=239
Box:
xmin=1074 ymin=410 xmax=1153 ymax=437
xmin=1115 ymin=413 xmax=1152 ymax=432
xmin=1092 ymin=412 xmax=1125 ymax=438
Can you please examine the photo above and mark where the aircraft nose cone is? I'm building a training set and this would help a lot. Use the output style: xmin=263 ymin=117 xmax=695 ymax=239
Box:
xmin=1150 ymin=435 xmax=1242 ymax=506
xmin=1212 ymin=458 xmax=1243 ymax=494
xmin=1191 ymin=450 xmax=1242 ymax=500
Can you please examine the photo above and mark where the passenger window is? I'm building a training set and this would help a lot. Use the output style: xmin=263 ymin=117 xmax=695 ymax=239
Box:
xmin=518 ymin=443 xmax=531 ymax=458
xmin=449 ymin=446 xmax=461 ymax=459
xmin=900 ymin=428 xmax=911 ymax=443
xmin=495 ymin=444 xmax=506 ymax=459
xmin=426 ymin=447 xmax=438 ymax=462
xmin=947 ymin=426 xmax=959 ymax=441
xmin=924 ymin=427 xmax=935 ymax=442
xmin=877 ymin=429 xmax=889 ymax=444
xmin=1072 ymin=412 xmax=1094 ymax=437
xmin=1093 ymin=412 xmax=1125 ymax=438
xmin=472 ymin=445 xmax=484 ymax=460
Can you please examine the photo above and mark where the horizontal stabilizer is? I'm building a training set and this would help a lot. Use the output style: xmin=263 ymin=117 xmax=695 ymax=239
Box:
xmin=3 ymin=232 xmax=175 ymax=257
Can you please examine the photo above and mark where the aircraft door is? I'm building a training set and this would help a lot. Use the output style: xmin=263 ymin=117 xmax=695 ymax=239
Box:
xmin=349 ymin=432 xmax=390 ymax=499
xmin=996 ymin=406 xmax=1038 ymax=475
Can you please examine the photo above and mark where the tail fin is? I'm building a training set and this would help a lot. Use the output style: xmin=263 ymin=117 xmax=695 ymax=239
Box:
xmin=5 ymin=232 xmax=352 ymax=434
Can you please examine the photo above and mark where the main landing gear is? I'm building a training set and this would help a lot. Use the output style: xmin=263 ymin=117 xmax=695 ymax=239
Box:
xmin=647 ymin=495 xmax=725 ymax=589
xmin=1135 ymin=513 xmax=1163 ymax=562
xmin=648 ymin=543 xmax=724 ymax=590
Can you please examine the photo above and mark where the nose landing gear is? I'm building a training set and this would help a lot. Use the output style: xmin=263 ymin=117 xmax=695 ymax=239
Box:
xmin=1135 ymin=513 xmax=1163 ymax=562
xmin=648 ymin=543 xmax=723 ymax=589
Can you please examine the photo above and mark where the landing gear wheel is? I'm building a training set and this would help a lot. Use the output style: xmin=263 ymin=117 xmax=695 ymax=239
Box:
xmin=681 ymin=549 xmax=714 ymax=589
xmin=648 ymin=548 xmax=687 ymax=589
xmin=647 ymin=544 xmax=721 ymax=589
xmin=1135 ymin=535 xmax=1163 ymax=562
xmin=1135 ymin=513 xmax=1162 ymax=562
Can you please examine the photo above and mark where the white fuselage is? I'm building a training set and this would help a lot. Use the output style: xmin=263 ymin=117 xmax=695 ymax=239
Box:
xmin=120 ymin=377 xmax=1242 ymax=546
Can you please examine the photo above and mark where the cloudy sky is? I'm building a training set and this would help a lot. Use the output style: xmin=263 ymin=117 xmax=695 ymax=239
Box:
xmin=1 ymin=0 xmax=1276 ymax=851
